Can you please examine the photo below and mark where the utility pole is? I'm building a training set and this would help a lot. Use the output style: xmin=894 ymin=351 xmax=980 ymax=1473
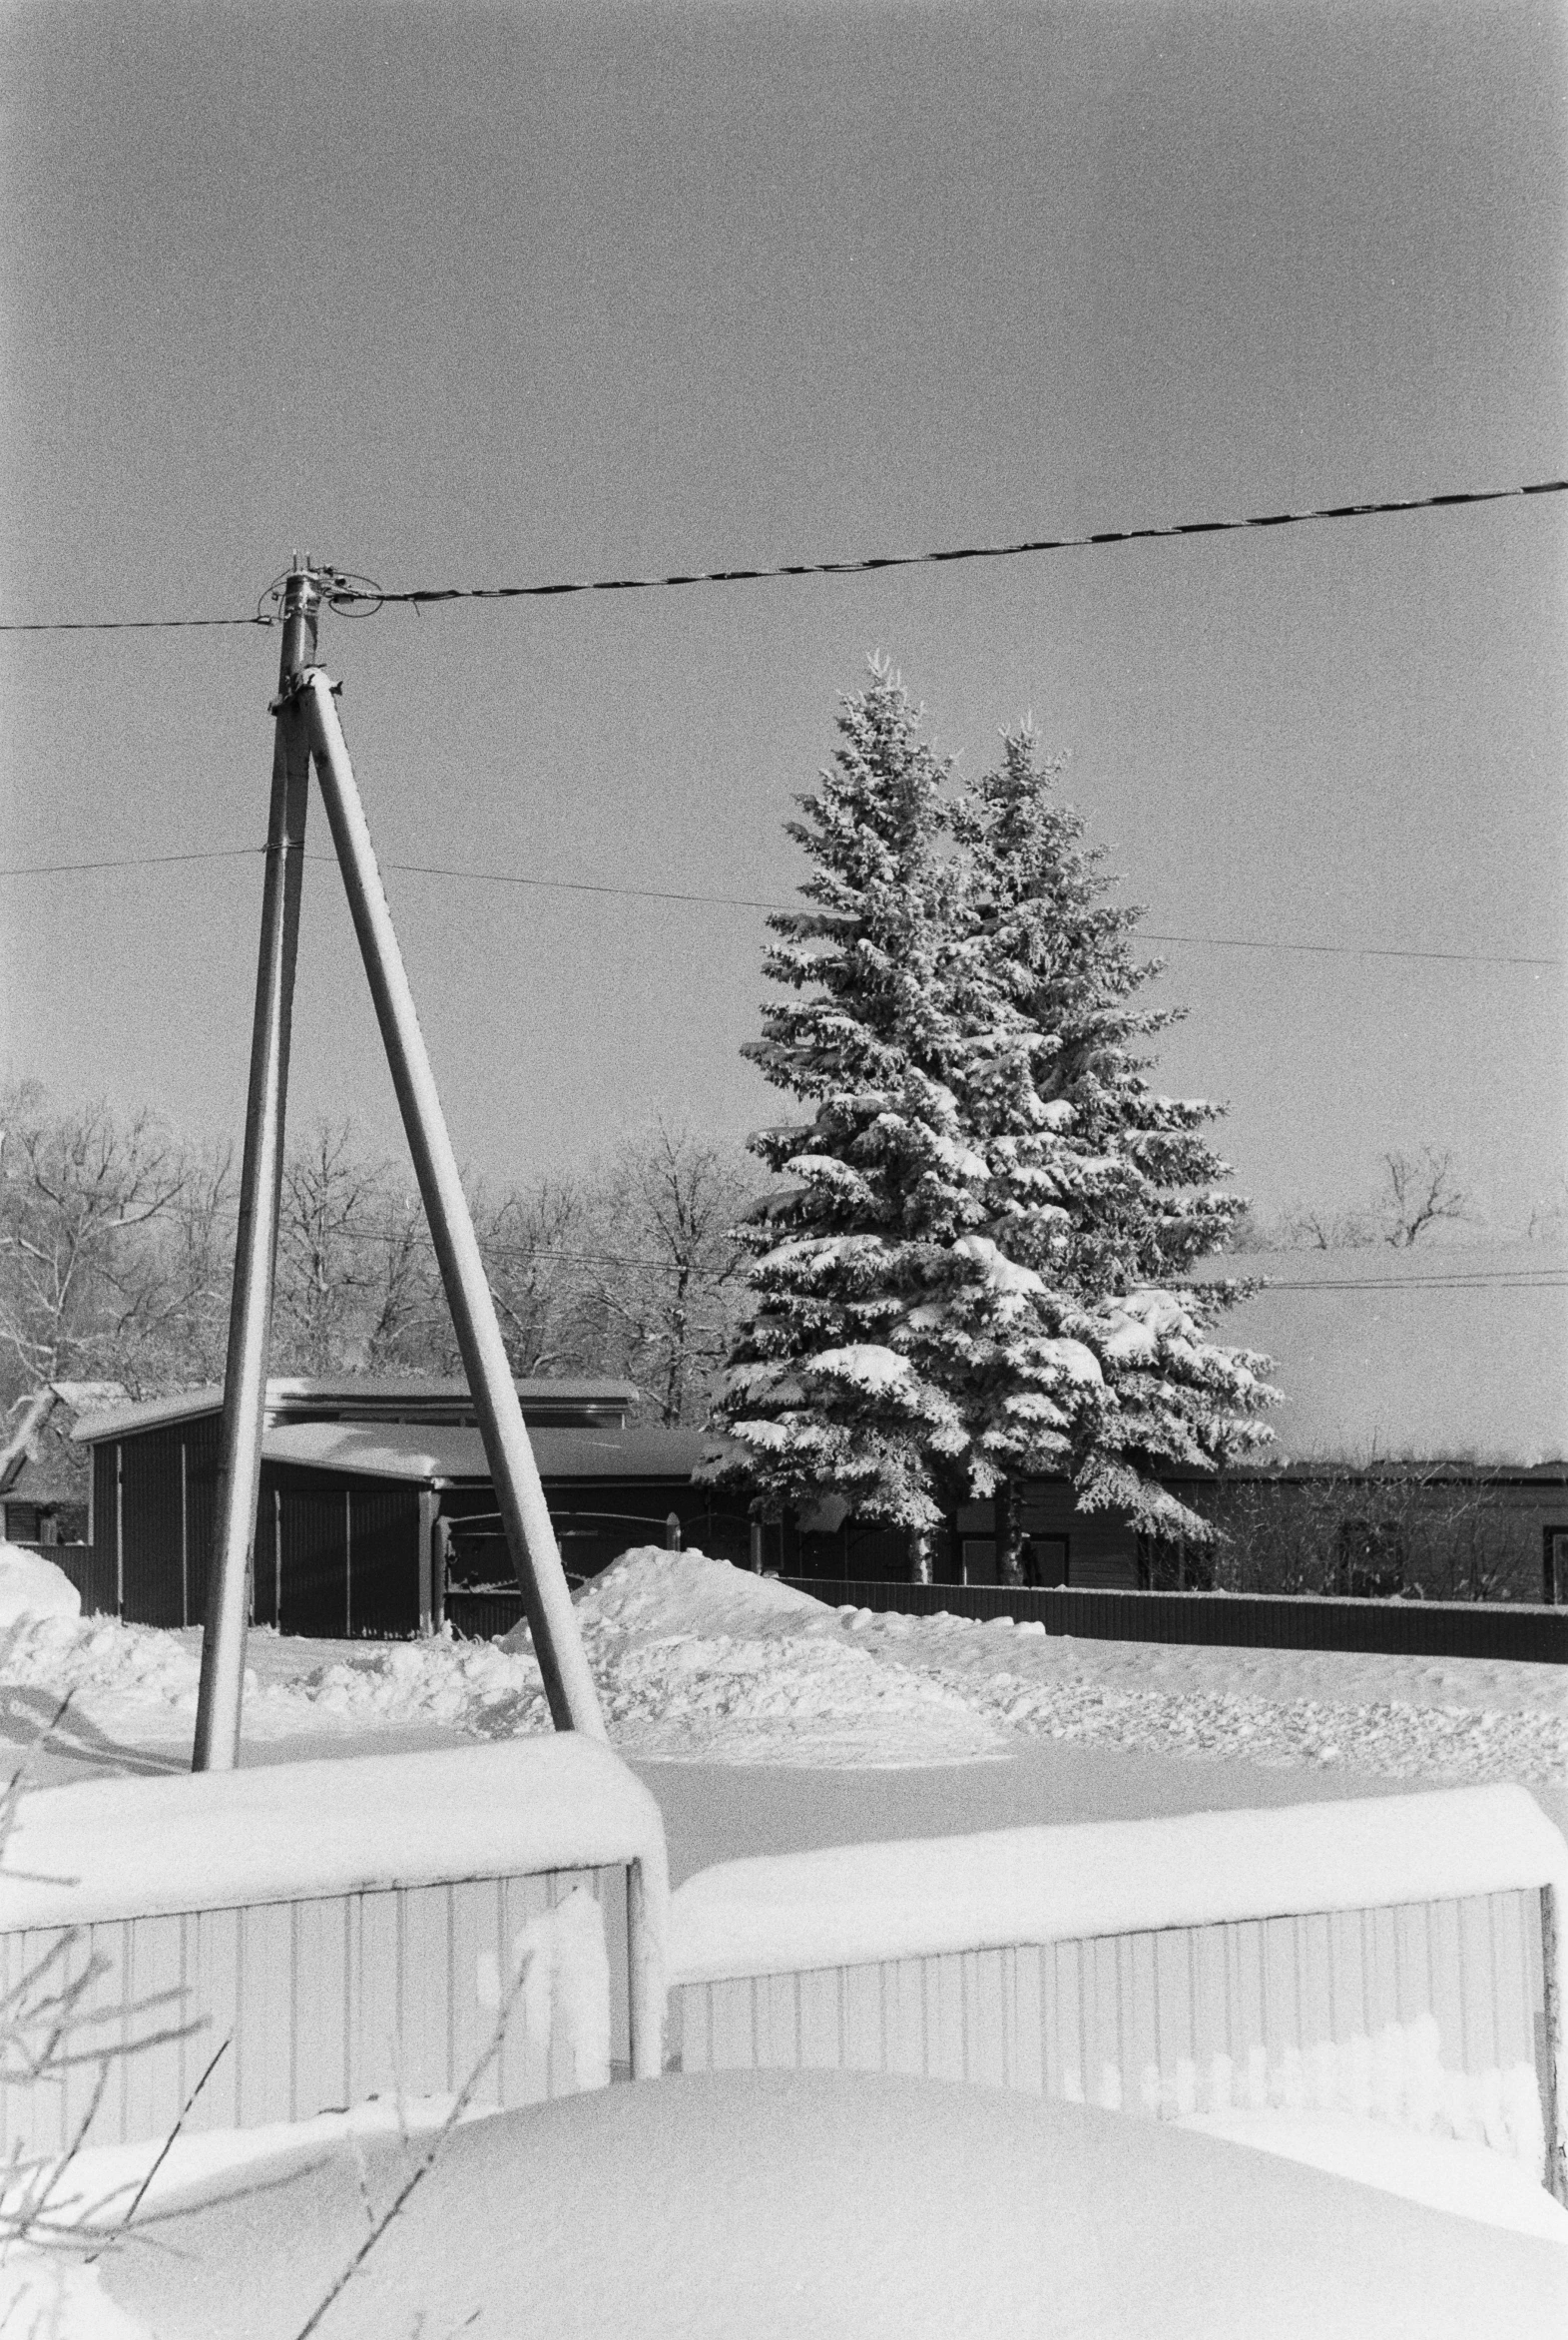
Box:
xmin=193 ymin=560 xmax=317 ymax=1769
xmin=193 ymin=563 xmax=606 ymax=1765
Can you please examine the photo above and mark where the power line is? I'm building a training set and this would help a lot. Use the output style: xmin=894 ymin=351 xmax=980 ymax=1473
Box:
xmin=1196 ymin=1268 xmax=1568 ymax=1293
xmin=0 ymin=847 xmax=268 ymax=879
xmin=0 ymin=841 xmax=1557 ymax=968
xmin=309 ymin=475 xmax=1568 ymax=613
xmin=0 ymin=614 xmax=262 ymax=635
xmin=293 ymin=1217 xmax=1568 ymax=1292
xmin=2 ymin=474 xmax=1564 ymax=635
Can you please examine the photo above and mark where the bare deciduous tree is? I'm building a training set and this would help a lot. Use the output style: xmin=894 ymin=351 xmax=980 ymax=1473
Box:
xmin=272 ymin=1121 xmax=449 ymax=1376
xmin=472 ymin=1174 xmax=590 ymax=1377
xmin=1234 ymin=1143 xmax=1478 ymax=1256
xmin=1378 ymin=1144 xmax=1474 ymax=1248
xmin=578 ymin=1124 xmax=758 ymax=1424
xmin=0 ymin=1082 xmax=190 ymax=1402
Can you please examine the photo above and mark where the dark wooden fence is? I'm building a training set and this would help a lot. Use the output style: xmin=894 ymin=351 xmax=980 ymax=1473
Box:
xmin=445 ymin=1588 xmax=530 ymax=1641
xmin=783 ymin=1578 xmax=1568 ymax=1663
xmin=22 ymin=1544 xmax=1564 ymax=1664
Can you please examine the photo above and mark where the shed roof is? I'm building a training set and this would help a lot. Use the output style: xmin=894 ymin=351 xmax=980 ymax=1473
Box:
xmin=262 ymin=1419 xmax=709 ymax=1486
xmin=73 ymin=1376 xmax=640 ymax=1446
xmin=1194 ymin=1244 xmax=1568 ymax=1472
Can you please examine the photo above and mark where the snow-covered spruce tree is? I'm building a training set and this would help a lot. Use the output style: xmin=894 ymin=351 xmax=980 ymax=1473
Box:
xmin=944 ymin=726 xmax=1273 ymax=1578
xmin=703 ymin=669 xmax=1274 ymax=1582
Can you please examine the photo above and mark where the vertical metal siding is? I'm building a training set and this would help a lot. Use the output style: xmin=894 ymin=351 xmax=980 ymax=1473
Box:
xmin=273 ymin=1479 xmax=348 ymax=1638
xmin=0 ymin=1864 xmax=632 ymax=2156
xmin=678 ymin=1891 xmax=1547 ymax=2165
xmin=183 ymin=1412 xmax=220 ymax=1627
xmin=341 ymin=1481 xmax=420 ymax=1637
xmin=119 ymin=1429 xmax=193 ymax=1626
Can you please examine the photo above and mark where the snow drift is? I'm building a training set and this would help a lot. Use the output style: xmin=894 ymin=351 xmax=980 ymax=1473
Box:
xmin=0 ymin=1540 xmax=80 ymax=1624
xmin=92 ymin=2069 xmax=1568 ymax=2340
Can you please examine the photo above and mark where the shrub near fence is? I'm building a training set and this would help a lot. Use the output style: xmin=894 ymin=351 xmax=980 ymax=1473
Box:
xmin=784 ymin=1579 xmax=1568 ymax=1665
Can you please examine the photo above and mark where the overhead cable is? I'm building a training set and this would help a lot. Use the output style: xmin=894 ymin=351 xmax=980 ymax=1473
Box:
xmin=1 ymin=474 xmax=1563 ymax=635
xmin=0 ymin=842 xmax=1557 ymax=968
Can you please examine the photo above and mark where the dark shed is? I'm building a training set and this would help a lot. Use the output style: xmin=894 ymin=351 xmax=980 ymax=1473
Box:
xmin=71 ymin=1379 xmax=719 ymax=1637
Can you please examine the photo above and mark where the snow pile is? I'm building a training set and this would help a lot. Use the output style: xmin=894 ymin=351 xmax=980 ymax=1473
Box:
xmin=560 ymin=1545 xmax=829 ymax=1641
xmin=0 ymin=1542 xmax=81 ymax=1623
xmin=1179 ymin=2105 xmax=1568 ymax=2244
xmin=1 ymin=1544 xmax=1563 ymax=1778
xmin=0 ymin=1609 xmax=205 ymax=1710
xmin=548 ymin=1548 xmax=1004 ymax=1762
xmin=0 ymin=2256 xmax=147 ymax=2340
xmin=92 ymin=2069 xmax=1568 ymax=2340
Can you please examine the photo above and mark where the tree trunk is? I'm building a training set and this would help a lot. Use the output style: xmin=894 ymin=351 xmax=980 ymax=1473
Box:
xmin=908 ymin=1525 xmax=934 ymax=1586
xmin=996 ymin=1478 xmax=1026 ymax=1587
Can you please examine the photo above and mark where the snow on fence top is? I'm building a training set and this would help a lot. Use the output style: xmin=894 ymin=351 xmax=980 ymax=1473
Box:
xmin=669 ymin=1784 xmax=1568 ymax=1986
xmin=0 ymin=1737 xmax=669 ymax=1939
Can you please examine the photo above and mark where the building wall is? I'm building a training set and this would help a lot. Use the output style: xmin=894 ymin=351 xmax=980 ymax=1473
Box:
xmin=786 ymin=1486 xmax=1140 ymax=1590
xmin=1171 ymin=1472 xmax=1568 ymax=1603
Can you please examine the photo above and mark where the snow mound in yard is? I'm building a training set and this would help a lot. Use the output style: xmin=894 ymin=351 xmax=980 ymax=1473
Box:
xmin=96 ymin=2070 xmax=1568 ymax=2340
xmin=494 ymin=1546 xmax=1004 ymax=1764
xmin=0 ymin=1610 xmax=202 ymax=1709
xmin=0 ymin=1541 xmax=81 ymax=1623
xmin=551 ymin=1544 xmax=830 ymax=1644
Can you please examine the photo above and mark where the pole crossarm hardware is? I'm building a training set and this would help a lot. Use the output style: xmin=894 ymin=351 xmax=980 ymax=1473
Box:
xmin=192 ymin=562 xmax=606 ymax=1770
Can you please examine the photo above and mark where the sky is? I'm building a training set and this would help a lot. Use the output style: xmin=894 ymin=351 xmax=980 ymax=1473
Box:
xmin=2 ymin=0 xmax=1564 ymax=1235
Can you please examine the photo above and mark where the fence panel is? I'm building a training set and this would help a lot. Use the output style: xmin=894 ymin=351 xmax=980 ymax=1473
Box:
xmin=676 ymin=1888 xmax=1547 ymax=2171
xmin=0 ymin=1863 xmax=630 ymax=2158
xmin=784 ymin=1577 xmax=1568 ymax=1663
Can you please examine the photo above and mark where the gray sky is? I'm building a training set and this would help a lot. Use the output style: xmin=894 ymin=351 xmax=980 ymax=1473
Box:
xmin=3 ymin=1 xmax=1564 ymax=1231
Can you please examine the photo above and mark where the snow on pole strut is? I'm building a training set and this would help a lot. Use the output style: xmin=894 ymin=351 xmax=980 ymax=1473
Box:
xmin=300 ymin=668 xmax=606 ymax=1739
xmin=193 ymin=560 xmax=318 ymax=1771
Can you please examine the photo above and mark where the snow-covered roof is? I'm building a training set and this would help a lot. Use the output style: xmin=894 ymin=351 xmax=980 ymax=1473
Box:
xmin=669 ymin=1785 xmax=1568 ymax=1986
xmin=72 ymin=1376 xmax=641 ymax=1446
xmin=1194 ymin=1245 xmax=1568 ymax=1471
xmin=262 ymin=1420 xmax=708 ymax=1484
xmin=0 ymin=1737 xmax=670 ymax=1934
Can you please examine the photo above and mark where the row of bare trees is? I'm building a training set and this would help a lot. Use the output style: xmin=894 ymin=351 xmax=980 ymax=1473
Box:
xmin=0 ymin=1082 xmax=759 ymax=1425
xmin=1226 ymin=1143 xmax=1557 ymax=1253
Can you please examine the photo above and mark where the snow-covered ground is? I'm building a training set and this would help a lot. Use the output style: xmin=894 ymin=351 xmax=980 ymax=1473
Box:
xmin=3 ymin=1547 xmax=1565 ymax=2336
xmin=3 ymin=1544 xmax=1564 ymax=1785
xmin=73 ymin=2070 xmax=1568 ymax=2339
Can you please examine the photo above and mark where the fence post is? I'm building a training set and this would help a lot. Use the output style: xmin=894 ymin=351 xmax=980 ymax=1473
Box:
xmin=1543 ymin=1883 xmax=1568 ymax=2205
xmin=626 ymin=1857 xmax=666 ymax=2080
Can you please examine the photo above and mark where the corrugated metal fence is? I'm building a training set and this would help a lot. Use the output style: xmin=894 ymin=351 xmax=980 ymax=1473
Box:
xmin=3 ymin=1863 xmax=632 ymax=2157
xmin=678 ymin=1890 xmax=1549 ymax=2172
xmin=786 ymin=1578 xmax=1568 ymax=1663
